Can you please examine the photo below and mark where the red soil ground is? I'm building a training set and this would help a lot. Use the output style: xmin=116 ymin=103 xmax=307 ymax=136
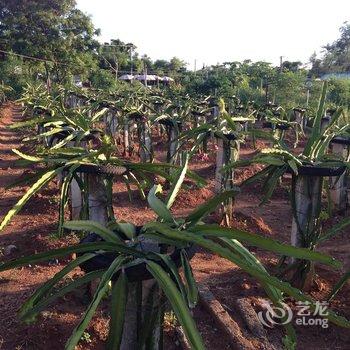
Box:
xmin=0 ymin=103 xmax=349 ymax=349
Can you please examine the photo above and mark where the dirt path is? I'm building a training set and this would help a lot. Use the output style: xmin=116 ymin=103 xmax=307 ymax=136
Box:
xmin=0 ymin=104 xmax=349 ymax=350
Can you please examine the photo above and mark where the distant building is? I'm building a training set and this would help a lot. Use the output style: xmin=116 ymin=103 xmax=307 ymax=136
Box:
xmin=321 ymin=72 xmax=350 ymax=80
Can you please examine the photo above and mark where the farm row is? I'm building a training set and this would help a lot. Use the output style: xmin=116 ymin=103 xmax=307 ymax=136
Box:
xmin=0 ymin=82 xmax=349 ymax=349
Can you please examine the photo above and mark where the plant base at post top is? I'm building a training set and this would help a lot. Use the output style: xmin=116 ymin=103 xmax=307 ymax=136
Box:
xmin=80 ymin=228 xmax=196 ymax=349
xmin=117 ymin=237 xmax=163 ymax=349
xmin=84 ymin=174 xmax=169 ymax=349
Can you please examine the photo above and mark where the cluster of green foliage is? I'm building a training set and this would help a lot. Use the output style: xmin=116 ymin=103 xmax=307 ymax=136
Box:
xmin=0 ymin=0 xmax=99 ymax=75
xmin=310 ymin=22 xmax=350 ymax=76
xmin=99 ymin=39 xmax=187 ymax=78
xmin=182 ymin=61 xmax=308 ymax=108
xmin=0 ymin=1 xmax=349 ymax=105
xmin=0 ymin=55 xmax=37 ymax=98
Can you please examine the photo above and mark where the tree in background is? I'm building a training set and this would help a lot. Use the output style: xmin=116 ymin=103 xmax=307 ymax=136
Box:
xmin=0 ymin=1 xmax=348 ymax=109
xmin=98 ymin=39 xmax=138 ymax=77
xmin=0 ymin=54 xmax=34 ymax=97
xmin=274 ymin=68 xmax=308 ymax=108
xmin=282 ymin=61 xmax=303 ymax=72
xmin=0 ymin=0 xmax=100 ymax=85
xmin=181 ymin=60 xmax=308 ymax=108
xmin=96 ymin=36 xmax=187 ymax=79
xmin=92 ymin=39 xmax=131 ymax=90
xmin=310 ymin=22 xmax=350 ymax=75
xmin=89 ymin=68 xmax=119 ymax=90
xmin=328 ymin=78 xmax=350 ymax=107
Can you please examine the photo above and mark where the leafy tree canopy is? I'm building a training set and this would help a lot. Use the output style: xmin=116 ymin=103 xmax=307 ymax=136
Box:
xmin=0 ymin=0 xmax=100 ymax=78
xmin=310 ymin=22 xmax=350 ymax=76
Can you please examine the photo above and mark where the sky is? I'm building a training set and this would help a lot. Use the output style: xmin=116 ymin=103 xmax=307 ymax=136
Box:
xmin=76 ymin=0 xmax=350 ymax=69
